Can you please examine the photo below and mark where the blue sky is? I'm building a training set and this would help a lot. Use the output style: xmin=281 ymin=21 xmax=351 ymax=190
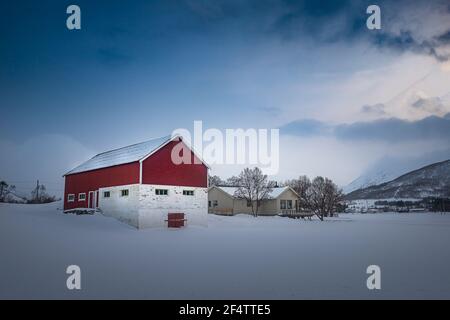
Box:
xmin=1 ymin=0 xmax=450 ymax=195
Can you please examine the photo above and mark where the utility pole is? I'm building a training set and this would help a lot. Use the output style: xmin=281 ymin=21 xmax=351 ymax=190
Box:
xmin=36 ymin=180 xmax=39 ymax=202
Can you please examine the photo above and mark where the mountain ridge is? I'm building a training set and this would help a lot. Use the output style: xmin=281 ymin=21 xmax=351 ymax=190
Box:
xmin=345 ymin=159 xmax=450 ymax=200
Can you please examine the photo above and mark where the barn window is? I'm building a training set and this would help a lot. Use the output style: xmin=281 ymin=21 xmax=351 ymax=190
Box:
xmin=103 ymin=191 xmax=110 ymax=198
xmin=121 ymin=189 xmax=129 ymax=197
xmin=208 ymin=201 xmax=211 ymax=208
xmin=213 ymin=200 xmax=218 ymax=207
xmin=183 ymin=190 xmax=194 ymax=196
xmin=156 ymin=189 xmax=168 ymax=196
xmin=246 ymin=200 xmax=252 ymax=207
xmin=78 ymin=193 xmax=86 ymax=201
xmin=67 ymin=194 xmax=75 ymax=202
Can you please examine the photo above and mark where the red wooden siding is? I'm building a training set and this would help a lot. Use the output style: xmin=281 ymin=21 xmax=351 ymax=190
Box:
xmin=141 ymin=140 xmax=208 ymax=187
xmin=64 ymin=162 xmax=140 ymax=210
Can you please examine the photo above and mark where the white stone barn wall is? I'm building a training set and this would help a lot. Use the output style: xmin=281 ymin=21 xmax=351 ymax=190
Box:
xmin=99 ymin=184 xmax=140 ymax=228
xmin=99 ymin=184 xmax=207 ymax=229
xmin=139 ymin=184 xmax=207 ymax=228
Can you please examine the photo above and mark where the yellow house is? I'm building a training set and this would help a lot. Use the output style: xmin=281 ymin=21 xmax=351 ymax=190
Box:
xmin=208 ymin=186 xmax=299 ymax=216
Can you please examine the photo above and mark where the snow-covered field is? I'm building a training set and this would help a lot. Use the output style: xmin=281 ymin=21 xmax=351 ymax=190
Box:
xmin=1 ymin=202 xmax=450 ymax=299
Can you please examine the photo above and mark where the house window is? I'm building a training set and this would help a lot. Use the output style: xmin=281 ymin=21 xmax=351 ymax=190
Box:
xmin=103 ymin=191 xmax=111 ymax=198
xmin=183 ymin=190 xmax=194 ymax=196
xmin=208 ymin=201 xmax=212 ymax=208
xmin=121 ymin=189 xmax=129 ymax=197
xmin=67 ymin=194 xmax=75 ymax=202
xmin=287 ymin=200 xmax=293 ymax=209
xmin=78 ymin=193 xmax=86 ymax=201
xmin=280 ymin=200 xmax=287 ymax=210
xmin=213 ymin=200 xmax=218 ymax=207
xmin=156 ymin=189 xmax=168 ymax=195
xmin=246 ymin=200 xmax=252 ymax=207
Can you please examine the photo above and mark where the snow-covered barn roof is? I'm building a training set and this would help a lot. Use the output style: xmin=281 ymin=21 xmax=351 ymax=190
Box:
xmin=214 ymin=186 xmax=294 ymax=199
xmin=65 ymin=135 xmax=172 ymax=176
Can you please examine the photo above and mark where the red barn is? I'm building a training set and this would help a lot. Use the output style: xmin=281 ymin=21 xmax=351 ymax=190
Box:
xmin=63 ymin=135 xmax=208 ymax=228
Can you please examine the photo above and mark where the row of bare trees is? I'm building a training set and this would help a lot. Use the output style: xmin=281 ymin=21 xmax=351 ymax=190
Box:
xmin=209 ymin=169 xmax=344 ymax=220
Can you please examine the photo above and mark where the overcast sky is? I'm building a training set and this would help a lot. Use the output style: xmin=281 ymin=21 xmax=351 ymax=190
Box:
xmin=1 ymin=0 xmax=450 ymax=196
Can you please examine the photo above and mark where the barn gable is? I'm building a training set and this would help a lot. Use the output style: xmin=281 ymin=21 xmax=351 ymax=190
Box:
xmin=141 ymin=140 xmax=208 ymax=188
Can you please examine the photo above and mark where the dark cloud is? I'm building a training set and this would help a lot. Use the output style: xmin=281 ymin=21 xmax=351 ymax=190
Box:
xmin=271 ymin=0 xmax=367 ymax=42
xmin=412 ymin=96 xmax=446 ymax=114
xmin=334 ymin=116 xmax=450 ymax=141
xmin=436 ymin=30 xmax=450 ymax=44
xmin=281 ymin=119 xmax=331 ymax=137
xmin=361 ymin=103 xmax=386 ymax=116
xmin=179 ymin=0 xmax=450 ymax=61
xmin=281 ymin=115 xmax=450 ymax=142
xmin=371 ymin=30 xmax=450 ymax=62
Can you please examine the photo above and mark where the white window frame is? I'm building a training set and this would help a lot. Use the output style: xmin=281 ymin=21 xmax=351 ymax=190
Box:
xmin=67 ymin=194 xmax=75 ymax=202
xmin=78 ymin=193 xmax=86 ymax=201
xmin=155 ymin=189 xmax=168 ymax=196
xmin=121 ymin=189 xmax=129 ymax=197
xmin=103 ymin=191 xmax=111 ymax=198
xmin=183 ymin=190 xmax=194 ymax=196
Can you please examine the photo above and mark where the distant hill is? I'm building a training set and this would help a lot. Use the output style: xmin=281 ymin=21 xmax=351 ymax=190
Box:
xmin=345 ymin=159 xmax=450 ymax=200
xmin=343 ymin=149 xmax=450 ymax=194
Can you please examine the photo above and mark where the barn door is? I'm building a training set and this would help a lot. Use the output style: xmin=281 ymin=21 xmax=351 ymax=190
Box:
xmin=167 ymin=213 xmax=186 ymax=228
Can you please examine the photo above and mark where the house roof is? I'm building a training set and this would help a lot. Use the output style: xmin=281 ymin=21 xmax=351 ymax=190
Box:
xmin=64 ymin=135 xmax=172 ymax=176
xmin=214 ymin=186 xmax=293 ymax=199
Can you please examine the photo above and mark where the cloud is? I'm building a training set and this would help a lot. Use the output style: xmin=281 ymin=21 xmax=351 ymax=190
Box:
xmin=371 ymin=30 xmax=450 ymax=62
xmin=361 ymin=103 xmax=386 ymax=116
xmin=270 ymin=0 xmax=450 ymax=62
xmin=335 ymin=116 xmax=450 ymax=141
xmin=411 ymin=96 xmax=447 ymax=114
xmin=280 ymin=119 xmax=331 ymax=137
xmin=281 ymin=114 xmax=450 ymax=142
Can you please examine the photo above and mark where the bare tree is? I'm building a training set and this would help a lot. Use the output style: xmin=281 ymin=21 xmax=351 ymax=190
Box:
xmin=29 ymin=184 xmax=56 ymax=204
xmin=0 ymin=181 xmax=16 ymax=203
xmin=235 ymin=167 xmax=275 ymax=217
xmin=284 ymin=175 xmax=311 ymax=210
xmin=323 ymin=179 xmax=344 ymax=217
xmin=225 ymin=175 xmax=240 ymax=187
xmin=307 ymin=176 xmax=343 ymax=221
xmin=208 ymin=175 xmax=224 ymax=187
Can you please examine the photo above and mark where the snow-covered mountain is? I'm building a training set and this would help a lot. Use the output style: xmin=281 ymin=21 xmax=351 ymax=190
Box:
xmin=343 ymin=168 xmax=405 ymax=194
xmin=344 ymin=149 xmax=450 ymax=194
xmin=345 ymin=159 xmax=450 ymax=200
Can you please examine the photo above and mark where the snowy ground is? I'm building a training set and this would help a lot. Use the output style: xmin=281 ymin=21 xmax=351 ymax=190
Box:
xmin=1 ymin=202 xmax=450 ymax=299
